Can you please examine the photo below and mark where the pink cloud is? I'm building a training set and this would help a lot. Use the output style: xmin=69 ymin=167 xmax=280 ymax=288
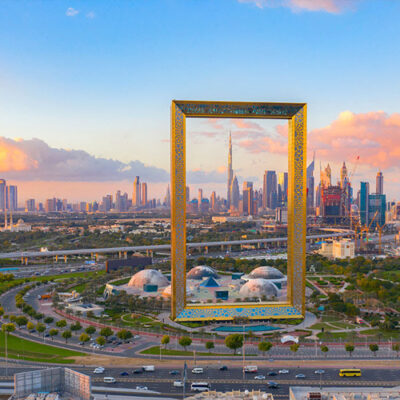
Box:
xmin=234 ymin=110 xmax=400 ymax=171
xmin=232 ymin=119 xmax=263 ymax=131
xmin=238 ymin=0 xmax=359 ymax=13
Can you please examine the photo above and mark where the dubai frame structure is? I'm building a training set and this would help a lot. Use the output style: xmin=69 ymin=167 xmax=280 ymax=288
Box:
xmin=170 ymin=101 xmax=307 ymax=321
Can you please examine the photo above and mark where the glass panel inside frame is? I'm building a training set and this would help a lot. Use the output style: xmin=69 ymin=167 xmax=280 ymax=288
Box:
xmin=184 ymin=117 xmax=289 ymax=306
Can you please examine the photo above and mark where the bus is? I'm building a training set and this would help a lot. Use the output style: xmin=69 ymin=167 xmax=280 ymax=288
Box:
xmin=339 ymin=369 xmax=361 ymax=377
xmin=191 ymin=382 xmax=210 ymax=392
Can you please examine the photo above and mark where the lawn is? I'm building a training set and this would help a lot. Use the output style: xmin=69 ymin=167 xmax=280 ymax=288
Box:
xmin=141 ymin=346 xmax=256 ymax=357
xmin=111 ymin=277 xmax=130 ymax=286
xmin=0 ymin=332 xmax=86 ymax=363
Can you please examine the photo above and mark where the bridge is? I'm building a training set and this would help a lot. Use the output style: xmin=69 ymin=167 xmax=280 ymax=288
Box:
xmin=0 ymin=231 xmax=355 ymax=261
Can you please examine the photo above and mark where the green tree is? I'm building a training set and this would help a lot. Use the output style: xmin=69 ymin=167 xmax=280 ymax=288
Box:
xmin=70 ymin=322 xmax=82 ymax=334
xmin=345 ymin=343 xmax=355 ymax=357
xmin=9 ymin=315 xmax=16 ymax=323
xmin=320 ymin=345 xmax=329 ymax=358
xmin=27 ymin=321 xmax=35 ymax=331
xmin=179 ymin=336 xmax=192 ymax=351
xmin=62 ymin=330 xmax=72 ymax=343
xmin=117 ymin=329 xmax=133 ymax=341
xmin=44 ymin=317 xmax=54 ymax=324
xmin=15 ymin=316 xmax=28 ymax=328
xmin=56 ymin=319 xmax=67 ymax=328
xmin=49 ymin=328 xmax=59 ymax=340
xmin=258 ymin=341 xmax=273 ymax=356
xmin=100 ymin=327 xmax=113 ymax=338
xmin=392 ymin=343 xmax=400 ymax=357
xmin=161 ymin=335 xmax=170 ymax=349
xmin=290 ymin=343 xmax=300 ymax=353
xmin=0 ymin=306 xmax=4 ymax=317
xmin=96 ymin=336 xmax=106 ymax=346
xmin=224 ymin=334 xmax=243 ymax=355
xmin=205 ymin=341 xmax=215 ymax=353
xmin=1 ymin=323 xmax=15 ymax=333
xmin=369 ymin=343 xmax=379 ymax=356
xmin=36 ymin=323 xmax=46 ymax=336
xmin=85 ymin=326 xmax=96 ymax=335
xmin=79 ymin=333 xmax=90 ymax=344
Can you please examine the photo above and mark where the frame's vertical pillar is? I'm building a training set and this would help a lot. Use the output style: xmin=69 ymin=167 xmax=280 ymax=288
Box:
xmin=287 ymin=106 xmax=307 ymax=316
xmin=170 ymin=102 xmax=187 ymax=319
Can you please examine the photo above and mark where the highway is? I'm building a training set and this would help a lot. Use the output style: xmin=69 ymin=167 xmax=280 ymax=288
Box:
xmin=1 ymin=364 xmax=400 ymax=399
xmin=0 ymin=232 xmax=354 ymax=259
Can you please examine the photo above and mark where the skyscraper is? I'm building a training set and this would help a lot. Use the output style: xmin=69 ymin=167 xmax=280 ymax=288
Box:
xmin=164 ymin=185 xmax=171 ymax=207
xmin=141 ymin=182 xmax=148 ymax=207
xmin=230 ymin=175 xmax=239 ymax=210
xmin=210 ymin=191 xmax=217 ymax=212
xmin=8 ymin=185 xmax=17 ymax=211
xmin=133 ymin=176 xmax=140 ymax=207
xmin=243 ymin=181 xmax=254 ymax=216
xmin=278 ymin=172 xmax=288 ymax=203
xmin=198 ymin=188 xmax=203 ymax=206
xmin=340 ymin=162 xmax=348 ymax=188
xmin=186 ymin=186 xmax=190 ymax=202
xmin=360 ymin=182 xmax=369 ymax=226
xmin=307 ymin=156 xmax=315 ymax=211
xmin=263 ymin=170 xmax=277 ymax=209
xmin=0 ymin=179 xmax=6 ymax=211
xmin=376 ymin=171 xmax=384 ymax=195
xmin=227 ymin=132 xmax=233 ymax=208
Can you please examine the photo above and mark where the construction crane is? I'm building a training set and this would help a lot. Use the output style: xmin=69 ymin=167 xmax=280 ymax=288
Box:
xmin=350 ymin=214 xmax=361 ymax=253
xmin=360 ymin=211 xmax=379 ymax=250
xmin=376 ymin=222 xmax=386 ymax=255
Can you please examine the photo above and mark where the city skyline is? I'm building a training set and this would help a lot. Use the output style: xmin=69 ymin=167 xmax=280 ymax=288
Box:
xmin=0 ymin=1 xmax=400 ymax=200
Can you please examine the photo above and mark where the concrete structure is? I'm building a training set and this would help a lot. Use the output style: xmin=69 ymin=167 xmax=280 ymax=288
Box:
xmin=186 ymin=390 xmax=274 ymax=400
xmin=317 ymin=239 xmax=355 ymax=259
xmin=128 ymin=269 xmax=169 ymax=289
xmin=13 ymin=368 xmax=91 ymax=400
xmin=66 ymin=303 xmax=104 ymax=317
xmin=239 ymin=278 xmax=279 ymax=299
xmin=289 ymin=386 xmax=400 ymax=400
xmin=187 ymin=265 xmax=219 ymax=280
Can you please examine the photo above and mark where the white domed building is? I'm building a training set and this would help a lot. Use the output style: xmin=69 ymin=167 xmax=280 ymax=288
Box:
xmin=187 ymin=265 xmax=219 ymax=280
xmin=128 ymin=269 xmax=169 ymax=289
xmin=248 ymin=266 xmax=284 ymax=280
xmin=239 ymin=278 xmax=279 ymax=299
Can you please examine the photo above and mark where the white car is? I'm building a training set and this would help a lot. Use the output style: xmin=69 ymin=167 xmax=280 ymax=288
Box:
xmin=254 ymin=375 xmax=266 ymax=380
xmin=279 ymin=369 xmax=289 ymax=374
xmin=93 ymin=367 xmax=104 ymax=374
xmin=174 ymin=381 xmax=184 ymax=387
xmin=192 ymin=368 xmax=204 ymax=374
xmin=136 ymin=386 xmax=148 ymax=391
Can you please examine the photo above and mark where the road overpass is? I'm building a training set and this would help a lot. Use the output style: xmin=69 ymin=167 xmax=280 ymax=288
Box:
xmin=0 ymin=231 xmax=355 ymax=261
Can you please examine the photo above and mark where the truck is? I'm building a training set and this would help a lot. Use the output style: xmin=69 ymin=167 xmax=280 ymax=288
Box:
xmin=142 ymin=365 xmax=155 ymax=372
xmin=243 ymin=366 xmax=258 ymax=373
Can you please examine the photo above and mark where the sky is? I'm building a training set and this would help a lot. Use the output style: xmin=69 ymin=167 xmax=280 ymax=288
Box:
xmin=0 ymin=0 xmax=400 ymax=203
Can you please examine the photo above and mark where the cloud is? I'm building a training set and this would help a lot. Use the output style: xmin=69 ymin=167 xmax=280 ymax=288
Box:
xmin=238 ymin=0 xmax=359 ymax=13
xmin=86 ymin=11 xmax=96 ymax=19
xmin=66 ymin=7 xmax=79 ymax=17
xmin=0 ymin=137 xmax=229 ymax=184
xmin=234 ymin=111 xmax=400 ymax=171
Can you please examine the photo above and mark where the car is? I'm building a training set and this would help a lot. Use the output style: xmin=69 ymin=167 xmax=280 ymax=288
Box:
xmin=267 ymin=371 xmax=277 ymax=376
xmin=79 ymin=342 xmax=85 ymax=346
xmin=133 ymin=369 xmax=143 ymax=374
xmin=134 ymin=335 xmax=141 ymax=339
xmin=169 ymin=370 xmax=180 ymax=375
xmin=254 ymin=375 xmax=266 ymax=380
xmin=268 ymin=381 xmax=279 ymax=389
xmin=44 ymin=334 xmax=50 ymax=338
xmin=192 ymin=368 xmax=204 ymax=374
xmin=136 ymin=386 xmax=148 ymax=391
xmin=174 ymin=380 xmax=184 ymax=387
xmin=120 ymin=371 xmax=129 ymax=376
xmin=279 ymin=369 xmax=289 ymax=374
xmin=315 ymin=369 xmax=325 ymax=375
xmin=93 ymin=368 xmax=104 ymax=374
xmin=295 ymin=374 xmax=306 ymax=379
xmin=219 ymin=366 xmax=228 ymax=371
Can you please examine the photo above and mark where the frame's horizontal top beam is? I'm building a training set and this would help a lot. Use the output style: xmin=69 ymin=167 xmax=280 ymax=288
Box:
xmin=173 ymin=100 xmax=306 ymax=119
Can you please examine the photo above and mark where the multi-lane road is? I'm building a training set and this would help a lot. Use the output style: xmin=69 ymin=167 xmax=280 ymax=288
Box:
xmin=1 ymin=364 xmax=400 ymax=399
